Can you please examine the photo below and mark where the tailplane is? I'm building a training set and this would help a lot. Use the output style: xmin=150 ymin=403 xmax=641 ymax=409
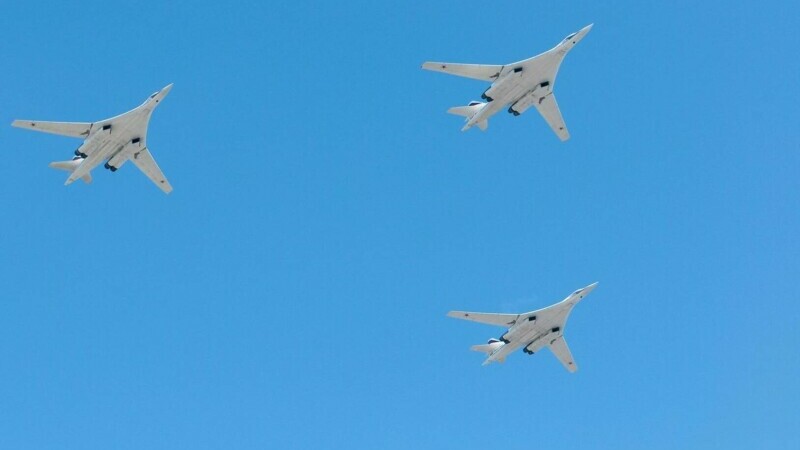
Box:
xmin=447 ymin=101 xmax=485 ymax=118
xmin=470 ymin=338 xmax=504 ymax=354
xmin=49 ymin=158 xmax=92 ymax=184
xmin=470 ymin=339 xmax=506 ymax=365
xmin=447 ymin=101 xmax=489 ymax=132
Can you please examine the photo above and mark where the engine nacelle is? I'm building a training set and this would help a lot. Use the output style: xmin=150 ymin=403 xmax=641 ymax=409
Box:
xmin=74 ymin=143 xmax=90 ymax=158
xmin=106 ymin=151 xmax=129 ymax=171
xmin=499 ymin=315 xmax=536 ymax=342
xmin=508 ymin=81 xmax=551 ymax=116
xmin=481 ymin=67 xmax=524 ymax=102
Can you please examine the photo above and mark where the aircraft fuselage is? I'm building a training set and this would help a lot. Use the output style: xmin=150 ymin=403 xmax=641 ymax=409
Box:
xmin=66 ymin=84 xmax=172 ymax=184
xmin=483 ymin=301 xmax=573 ymax=364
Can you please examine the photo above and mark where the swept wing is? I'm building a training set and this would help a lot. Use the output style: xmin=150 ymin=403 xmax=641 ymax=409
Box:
xmin=11 ymin=120 xmax=92 ymax=138
xmin=447 ymin=311 xmax=519 ymax=327
xmin=421 ymin=62 xmax=503 ymax=81
xmin=547 ymin=336 xmax=577 ymax=372
xmin=534 ymin=94 xmax=569 ymax=141
xmin=130 ymin=148 xmax=173 ymax=194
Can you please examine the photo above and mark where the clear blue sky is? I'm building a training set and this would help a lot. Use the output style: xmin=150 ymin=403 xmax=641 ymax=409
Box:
xmin=0 ymin=1 xmax=798 ymax=449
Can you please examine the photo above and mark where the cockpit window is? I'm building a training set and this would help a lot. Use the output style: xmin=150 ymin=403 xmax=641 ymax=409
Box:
xmin=150 ymin=92 xmax=158 ymax=98
xmin=564 ymin=32 xmax=577 ymax=41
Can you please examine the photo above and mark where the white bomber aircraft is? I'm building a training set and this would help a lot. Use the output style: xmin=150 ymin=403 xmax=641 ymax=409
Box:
xmin=422 ymin=24 xmax=593 ymax=138
xmin=12 ymin=84 xmax=174 ymax=193
xmin=448 ymin=282 xmax=598 ymax=371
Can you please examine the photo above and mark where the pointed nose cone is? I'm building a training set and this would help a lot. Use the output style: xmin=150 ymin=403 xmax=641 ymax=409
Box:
xmin=582 ymin=281 xmax=599 ymax=295
xmin=562 ymin=24 xmax=593 ymax=47
xmin=576 ymin=23 xmax=593 ymax=41
xmin=161 ymin=83 xmax=173 ymax=97
xmin=569 ymin=282 xmax=599 ymax=302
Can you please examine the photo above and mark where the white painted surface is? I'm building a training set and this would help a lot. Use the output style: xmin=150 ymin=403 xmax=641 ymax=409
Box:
xmin=422 ymin=24 xmax=592 ymax=138
xmin=12 ymin=84 xmax=174 ymax=194
xmin=447 ymin=282 xmax=598 ymax=371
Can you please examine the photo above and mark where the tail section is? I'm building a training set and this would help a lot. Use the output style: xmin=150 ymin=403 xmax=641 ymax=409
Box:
xmin=448 ymin=101 xmax=489 ymax=132
xmin=447 ymin=102 xmax=484 ymax=118
xmin=470 ymin=344 xmax=498 ymax=354
xmin=470 ymin=338 xmax=504 ymax=354
xmin=49 ymin=158 xmax=92 ymax=184
xmin=471 ymin=339 xmax=505 ymax=365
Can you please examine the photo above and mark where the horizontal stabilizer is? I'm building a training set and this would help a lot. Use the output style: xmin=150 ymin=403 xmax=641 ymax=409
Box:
xmin=470 ymin=340 xmax=504 ymax=354
xmin=470 ymin=344 xmax=494 ymax=354
xmin=12 ymin=120 xmax=92 ymax=138
xmin=422 ymin=62 xmax=503 ymax=82
xmin=447 ymin=103 xmax=489 ymax=132
xmin=48 ymin=159 xmax=92 ymax=184
xmin=482 ymin=356 xmax=505 ymax=366
xmin=447 ymin=102 xmax=484 ymax=118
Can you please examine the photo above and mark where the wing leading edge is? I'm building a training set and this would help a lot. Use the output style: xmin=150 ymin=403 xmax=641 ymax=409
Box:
xmin=12 ymin=120 xmax=93 ymax=138
xmin=548 ymin=336 xmax=577 ymax=372
xmin=508 ymin=89 xmax=570 ymax=141
xmin=447 ymin=311 xmax=519 ymax=327
xmin=130 ymin=148 xmax=173 ymax=194
xmin=534 ymin=94 xmax=570 ymax=141
xmin=422 ymin=62 xmax=503 ymax=82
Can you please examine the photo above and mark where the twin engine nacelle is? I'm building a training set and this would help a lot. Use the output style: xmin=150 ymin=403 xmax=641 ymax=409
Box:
xmin=499 ymin=315 xmax=536 ymax=342
xmin=481 ymin=67 xmax=524 ymax=102
xmin=105 ymin=151 xmax=129 ymax=171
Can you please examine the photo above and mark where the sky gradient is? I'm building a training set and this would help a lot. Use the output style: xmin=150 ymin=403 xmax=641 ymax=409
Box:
xmin=0 ymin=1 xmax=798 ymax=449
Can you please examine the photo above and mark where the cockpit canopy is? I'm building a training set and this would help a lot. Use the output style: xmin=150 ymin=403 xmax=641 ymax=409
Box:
xmin=149 ymin=92 xmax=159 ymax=99
xmin=562 ymin=32 xmax=577 ymax=43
